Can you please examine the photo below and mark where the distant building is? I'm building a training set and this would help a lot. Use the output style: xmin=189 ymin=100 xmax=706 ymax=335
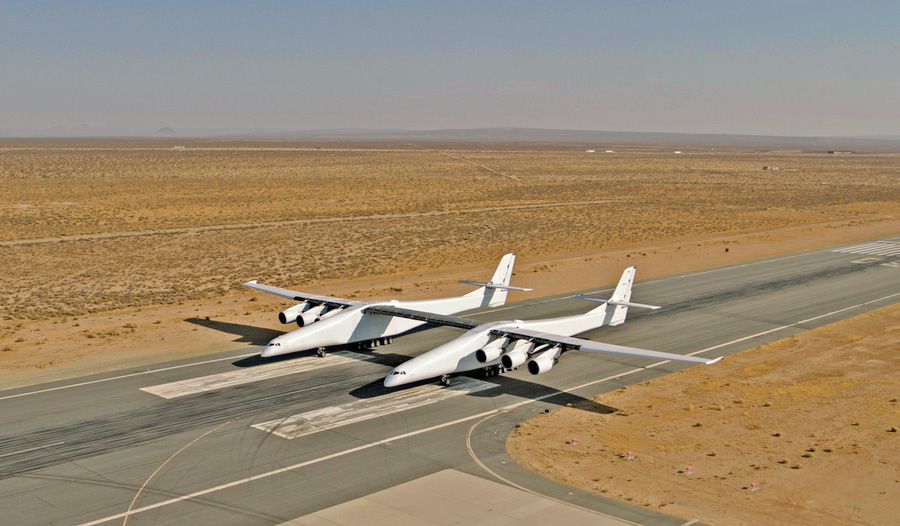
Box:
xmin=828 ymin=150 xmax=853 ymax=155
xmin=173 ymin=146 xmax=186 ymax=150
xmin=674 ymin=150 xmax=683 ymax=154
xmin=763 ymin=166 xmax=780 ymax=170
xmin=605 ymin=150 xmax=615 ymax=153
xmin=585 ymin=149 xmax=595 ymax=153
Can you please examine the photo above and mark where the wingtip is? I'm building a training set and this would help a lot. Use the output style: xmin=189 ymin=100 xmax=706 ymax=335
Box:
xmin=242 ymin=280 xmax=258 ymax=286
xmin=705 ymin=356 xmax=724 ymax=365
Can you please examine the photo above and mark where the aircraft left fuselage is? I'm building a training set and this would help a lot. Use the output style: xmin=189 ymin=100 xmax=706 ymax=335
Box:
xmin=262 ymin=295 xmax=486 ymax=357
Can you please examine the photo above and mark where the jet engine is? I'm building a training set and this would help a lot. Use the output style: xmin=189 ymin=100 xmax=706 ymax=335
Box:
xmin=527 ymin=347 xmax=561 ymax=375
xmin=297 ymin=304 xmax=327 ymax=327
xmin=278 ymin=303 xmax=309 ymax=324
xmin=500 ymin=341 xmax=534 ymax=369
xmin=475 ymin=337 xmax=508 ymax=363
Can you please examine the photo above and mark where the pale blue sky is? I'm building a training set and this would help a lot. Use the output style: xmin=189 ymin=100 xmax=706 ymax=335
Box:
xmin=2 ymin=1 xmax=898 ymax=136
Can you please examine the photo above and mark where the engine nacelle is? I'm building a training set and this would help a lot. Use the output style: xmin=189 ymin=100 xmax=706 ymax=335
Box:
xmin=527 ymin=347 xmax=561 ymax=375
xmin=475 ymin=337 xmax=508 ymax=363
xmin=278 ymin=303 xmax=309 ymax=325
xmin=317 ymin=307 xmax=343 ymax=320
xmin=298 ymin=304 xmax=327 ymax=327
xmin=500 ymin=340 xmax=534 ymax=369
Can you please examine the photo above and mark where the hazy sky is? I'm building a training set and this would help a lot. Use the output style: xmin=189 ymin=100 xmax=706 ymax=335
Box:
xmin=2 ymin=1 xmax=898 ymax=136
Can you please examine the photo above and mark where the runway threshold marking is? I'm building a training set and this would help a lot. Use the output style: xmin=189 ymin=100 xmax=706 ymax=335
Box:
xmin=73 ymin=289 xmax=900 ymax=526
xmin=140 ymin=351 xmax=378 ymax=399
xmin=252 ymin=377 xmax=498 ymax=439
xmin=832 ymin=241 xmax=900 ymax=256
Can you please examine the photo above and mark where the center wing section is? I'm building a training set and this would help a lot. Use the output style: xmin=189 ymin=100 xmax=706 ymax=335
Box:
xmin=243 ymin=280 xmax=362 ymax=309
xmin=491 ymin=327 xmax=721 ymax=365
xmin=362 ymin=305 xmax=483 ymax=330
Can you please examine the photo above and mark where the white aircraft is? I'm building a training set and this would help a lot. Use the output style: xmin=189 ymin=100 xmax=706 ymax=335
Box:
xmin=383 ymin=266 xmax=721 ymax=387
xmin=243 ymin=253 xmax=530 ymax=358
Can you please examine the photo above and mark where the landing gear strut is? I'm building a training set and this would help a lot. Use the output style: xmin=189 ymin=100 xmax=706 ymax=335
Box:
xmin=316 ymin=347 xmax=326 ymax=357
xmin=483 ymin=365 xmax=503 ymax=377
xmin=440 ymin=375 xmax=451 ymax=386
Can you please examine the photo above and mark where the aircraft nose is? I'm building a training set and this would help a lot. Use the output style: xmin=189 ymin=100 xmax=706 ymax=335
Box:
xmin=383 ymin=371 xmax=401 ymax=388
xmin=260 ymin=340 xmax=287 ymax=358
xmin=384 ymin=367 xmax=412 ymax=388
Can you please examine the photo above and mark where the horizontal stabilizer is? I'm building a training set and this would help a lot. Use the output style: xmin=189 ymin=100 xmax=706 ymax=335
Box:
xmin=573 ymin=295 xmax=660 ymax=310
xmin=458 ymin=280 xmax=533 ymax=291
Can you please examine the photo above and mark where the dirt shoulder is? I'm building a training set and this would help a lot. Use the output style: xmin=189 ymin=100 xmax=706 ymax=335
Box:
xmin=507 ymin=288 xmax=900 ymax=525
xmin=1 ymin=215 xmax=899 ymax=392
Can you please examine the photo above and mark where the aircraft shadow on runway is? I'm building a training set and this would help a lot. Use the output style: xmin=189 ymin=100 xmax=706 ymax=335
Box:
xmin=230 ymin=346 xmax=412 ymax=369
xmin=185 ymin=317 xmax=283 ymax=346
xmin=347 ymin=374 xmax=618 ymax=415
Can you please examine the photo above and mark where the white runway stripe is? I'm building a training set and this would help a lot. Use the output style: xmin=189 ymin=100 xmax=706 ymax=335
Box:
xmin=252 ymin=377 xmax=498 ymax=439
xmin=832 ymin=242 xmax=900 ymax=256
xmin=833 ymin=242 xmax=881 ymax=253
xmin=140 ymin=351 xmax=377 ymax=399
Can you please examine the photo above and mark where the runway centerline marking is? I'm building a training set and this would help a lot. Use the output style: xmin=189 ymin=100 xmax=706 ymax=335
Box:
xmin=74 ymin=288 xmax=900 ymax=526
xmin=253 ymin=377 xmax=498 ymax=439
xmin=0 ymin=441 xmax=65 ymax=459
xmin=141 ymin=351 xmax=379 ymax=399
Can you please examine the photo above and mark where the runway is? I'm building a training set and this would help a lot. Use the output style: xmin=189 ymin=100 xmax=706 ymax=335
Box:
xmin=2 ymin=235 xmax=900 ymax=526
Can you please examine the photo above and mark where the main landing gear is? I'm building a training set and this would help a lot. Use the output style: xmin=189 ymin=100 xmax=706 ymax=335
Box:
xmin=316 ymin=347 xmax=326 ymax=357
xmin=483 ymin=365 xmax=503 ymax=377
xmin=440 ymin=375 xmax=451 ymax=386
xmin=352 ymin=337 xmax=394 ymax=350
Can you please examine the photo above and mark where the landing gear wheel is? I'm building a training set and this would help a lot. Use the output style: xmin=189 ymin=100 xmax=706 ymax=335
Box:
xmin=440 ymin=375 xmax=451 ymax=386
xmin=316 ymin=348 xmax=326 ymax=357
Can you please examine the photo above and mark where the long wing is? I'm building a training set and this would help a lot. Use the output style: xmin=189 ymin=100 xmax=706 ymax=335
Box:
xmin=242 ymin=280 xmax=361 ymax=309
xmin=492 ymin=327 xmax=721 ymax=365
xmin=361 ymin=305 xmax=720 ymax=365
xmin=362 ymin=305 xmax=483 ymax=330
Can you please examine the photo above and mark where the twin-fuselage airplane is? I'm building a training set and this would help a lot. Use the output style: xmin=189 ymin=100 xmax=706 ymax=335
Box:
xmin=246 ymin=260 xmax=721 ymax=388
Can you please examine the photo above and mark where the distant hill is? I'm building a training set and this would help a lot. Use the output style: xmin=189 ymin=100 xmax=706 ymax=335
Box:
xmin=256 ymin=127 xmax=900 ymax=153
xmin=154 ymin=127 xmax=177 ymax=136
xmin=2 ymin=125 xmax=899 ymax=152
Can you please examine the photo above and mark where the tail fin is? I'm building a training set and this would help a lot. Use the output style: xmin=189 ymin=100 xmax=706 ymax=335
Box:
xmin=463 ymin=253 xmax=527 ymax=307
xmin=489 ymin=253 xmax=516 ymax=288
xmin=608 ymin=266 xmax=636 ymax=326
xmin=585 ymin=266 xmax=636 ymax=325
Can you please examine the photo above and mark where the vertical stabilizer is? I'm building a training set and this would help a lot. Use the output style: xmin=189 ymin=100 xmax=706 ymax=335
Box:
xmin=608 ymin=266 xmax=636 ymax=325
xmin=465 ymin=253 xmax=517 ymax=307
xmin=489 ymin=253 xmax=516 ymax=287
xmin=484 ymin=252 xmax=516 ymax=306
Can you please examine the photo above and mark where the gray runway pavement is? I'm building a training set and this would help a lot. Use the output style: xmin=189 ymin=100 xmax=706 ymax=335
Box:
xmin=2 ymin=235 xmax=899 ymax=526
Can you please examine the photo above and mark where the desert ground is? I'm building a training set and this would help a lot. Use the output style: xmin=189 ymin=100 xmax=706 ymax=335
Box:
xmin=2 ymin=138 xmax=900 ymax=524
xmin=507 ymin=302 xmax=900 ymax=526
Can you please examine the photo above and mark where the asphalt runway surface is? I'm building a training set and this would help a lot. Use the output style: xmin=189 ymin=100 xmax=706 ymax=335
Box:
xmin=2 ymin=235 xmax=900 ymax=526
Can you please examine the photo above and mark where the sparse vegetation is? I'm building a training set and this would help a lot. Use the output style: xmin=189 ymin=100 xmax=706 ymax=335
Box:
xmin=2 ymin=139 xmax=899 ymax=320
